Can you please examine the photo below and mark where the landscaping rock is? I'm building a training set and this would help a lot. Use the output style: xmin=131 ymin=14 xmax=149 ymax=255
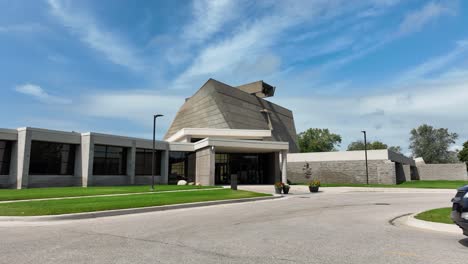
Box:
xmin=177 ymin=180 xmax=187 ymax=185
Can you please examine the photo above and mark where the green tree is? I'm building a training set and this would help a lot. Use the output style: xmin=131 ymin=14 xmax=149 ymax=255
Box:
xmin=388 ymin=146 xmax=402 ymax=153
xmin=347 ymin=140 xmax=388 ymax=151
xmin=458 ymin=141 xmax=468 ymax=165
xmin=409 ymin=124 xmax=458 ymax=164
xmin=297 ymin=128 xmax=342 ymax=152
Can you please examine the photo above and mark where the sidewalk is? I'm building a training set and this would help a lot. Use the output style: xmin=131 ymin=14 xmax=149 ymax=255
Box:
xmin=237 ymin=185 xmax=457 ymax=195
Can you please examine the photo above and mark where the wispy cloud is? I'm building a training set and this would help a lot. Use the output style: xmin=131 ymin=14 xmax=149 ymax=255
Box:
xmin=396 ymin=39 xmax=468 ymax=83
xmin=182 ymin=0 xmax=241 ymax=43
xmin=397 ymin=1 xmax=456 ymax=36
xmin=15 ymin=84 xmax=71 ymax=104
xmin=47 ymin=0 xmax=144 ymax=71
xmin=273 ymin=41 xmax=468 ymax=151
xmin=77 ymin=90 xmax=183 ymax=127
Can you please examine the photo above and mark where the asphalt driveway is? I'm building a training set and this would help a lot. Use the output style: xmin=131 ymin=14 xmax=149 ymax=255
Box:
xmin=0 ymin=187 xmax=466 ymax=264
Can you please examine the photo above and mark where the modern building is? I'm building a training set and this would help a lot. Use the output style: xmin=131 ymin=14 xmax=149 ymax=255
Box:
xmin=1 ymin=78 xmax=465 ymax=189
xmin=0 ymin=79 xmax=292 ymax=189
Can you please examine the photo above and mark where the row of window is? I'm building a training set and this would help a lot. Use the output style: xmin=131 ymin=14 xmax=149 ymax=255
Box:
xmin=0 ymin=140 xmax=164 ymax=176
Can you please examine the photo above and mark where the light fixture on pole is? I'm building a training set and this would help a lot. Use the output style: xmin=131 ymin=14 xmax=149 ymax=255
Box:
xmin=361 ymin=130 xmax=369 ymax=185
xmin=151 ymin=114 xmax=164 ymax=191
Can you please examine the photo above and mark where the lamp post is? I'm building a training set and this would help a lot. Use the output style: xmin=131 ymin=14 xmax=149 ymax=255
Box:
xmin=361 ymin=130 xmax=369 ymax=185
xmin=151 ymin=114 xmax=164 ymax=191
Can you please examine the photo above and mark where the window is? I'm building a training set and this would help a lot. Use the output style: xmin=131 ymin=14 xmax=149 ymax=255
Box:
xmin=135 ymin=148 xmax=161 ymax=175
xmin=29 ymin=141 xmax=76 ymax=175
xmin=93 ymin=145 xmax=127 ymax=175
xmin=0 ymin=141 xmax=12 ymax=175
xmin=168 ymin=151 xmax=189 ymax=184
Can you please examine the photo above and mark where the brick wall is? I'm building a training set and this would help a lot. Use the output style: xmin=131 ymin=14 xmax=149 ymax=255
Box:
xmin=416 ymin=164 xmax=468 ymax=181
xmin=287 ymin=160 xmax=398 ymax=184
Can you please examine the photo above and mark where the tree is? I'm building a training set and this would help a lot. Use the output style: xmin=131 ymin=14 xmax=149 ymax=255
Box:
xmin=388 ymin=146 xmax=402 ymax=153
xmin=458 ymin=141 xmax=468 ymax=165
xmin=347 ymin=140 xmax=388 ymax=151
xmin=297 ymin=128 xmax=342 ymax=152
xmin=409 ymin=124 xmax=458 ymax=164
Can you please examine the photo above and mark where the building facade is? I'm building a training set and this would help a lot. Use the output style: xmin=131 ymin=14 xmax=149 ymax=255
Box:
xmin=1 ymin=78 xmax=464 ymax=189
xmin=0 ymin=79 xmax=292 ymax=189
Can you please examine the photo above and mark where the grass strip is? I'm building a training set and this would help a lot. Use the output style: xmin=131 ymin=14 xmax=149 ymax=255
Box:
xmin=314 ymin=180 xmax=468 ymax=189
xmin=415 ymin=207 xmax=453 ymax=224
xmin=0 ymin=189 xmax=270 ymax=216
xmin=0 ymin=185 xmax=221 ymax=201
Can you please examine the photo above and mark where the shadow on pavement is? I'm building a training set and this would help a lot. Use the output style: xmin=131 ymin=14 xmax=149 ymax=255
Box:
xmin=459 ymin=238 xmax=468 ymax=248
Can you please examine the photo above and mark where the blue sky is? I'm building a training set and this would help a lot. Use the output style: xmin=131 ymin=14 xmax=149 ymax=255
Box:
xmin=1 ymin=0 xmax=467 ymax=154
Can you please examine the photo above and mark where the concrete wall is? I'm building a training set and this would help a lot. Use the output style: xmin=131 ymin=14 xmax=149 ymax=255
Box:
xmin=287 ymin=160 xmax=398 ymax=185
xmin=288 ymin=149 xmax=414 ymax=165
xmin=416 ymin=163 xmax=468 ymax=181
xmin=195 ymin=147 xmax=215 ymax=185
xmin=28 ymin=175 xmax=79 ymax=188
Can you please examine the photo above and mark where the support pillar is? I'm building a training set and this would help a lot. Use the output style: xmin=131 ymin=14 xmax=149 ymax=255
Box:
xmin=81 ymin=134 xmax=94 ymax=187
xmin=160 ymin=150 xmax=169 ymax=184
xmin=127 ymin=141 xmax=136 ymax=185
xmin=281 ymin=150 xmax=288 ymax=184
xmin=16 ymin=128 xmax=32 ymax=189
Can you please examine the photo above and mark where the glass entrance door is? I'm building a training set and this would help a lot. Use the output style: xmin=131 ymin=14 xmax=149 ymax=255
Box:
xmin=215 ymin=153 xmax=267 ymax=185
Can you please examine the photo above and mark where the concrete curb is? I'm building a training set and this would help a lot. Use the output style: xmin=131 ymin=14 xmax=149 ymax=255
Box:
xmin=402 ymin=213 xmax=461 ymax=234
xmin=0 ymin=195 xmax=282 ymax=222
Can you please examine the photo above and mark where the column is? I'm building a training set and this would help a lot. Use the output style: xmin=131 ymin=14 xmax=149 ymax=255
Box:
xmin=80 ymin=134 xmax=94 ymax=187
xmin=281 ymin=150 xmax=288 ymax=184
xmin=160 ymin=150 xmax=169 ymax=184
xmin=195 ymin=146 xmax=215 ymax=186
xmin=16 ymin=128 xmax=32 ymax=189
xmin=127 ymin=141 xmax=136 ymax=185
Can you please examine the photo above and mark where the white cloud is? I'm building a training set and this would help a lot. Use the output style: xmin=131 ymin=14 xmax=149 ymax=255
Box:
xmin=182 ymin=0 xmax=240 ymax=43
xmin=47 ymin=0 xmax=144 ymax=71
xmin=15 ymin=84 xmax=71 ymax=104
xmin=172 ymin=0 xmax=358 ymax=88
xmin=398 ymin=1 xmax=456 ymax=36
xmin=272 ymin=47 xmax=468 ymax=152
xmin=77 ymin=90 xmax=184 ymax=129
xmin=396 ymin=39 xmax=468 ymax=83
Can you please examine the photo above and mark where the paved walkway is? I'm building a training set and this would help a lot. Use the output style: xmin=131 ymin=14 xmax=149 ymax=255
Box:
xmin=0 ymin=187 xmax=465 ymax=264
xmin=237 ymin=185 xmax=457 ymax=195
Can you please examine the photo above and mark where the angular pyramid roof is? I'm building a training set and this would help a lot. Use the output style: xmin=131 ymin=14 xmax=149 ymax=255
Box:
xmin=164 ymin=79 xmax=299 ymax=152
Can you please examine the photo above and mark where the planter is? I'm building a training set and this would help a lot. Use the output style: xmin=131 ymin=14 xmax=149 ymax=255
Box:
xmin=275 ymin=187 xmax=283 ymax=194
xmin=309 ymin=186 xmax=319 ymax=193
xmin=283 ymin=187 xmax=290 ymax=194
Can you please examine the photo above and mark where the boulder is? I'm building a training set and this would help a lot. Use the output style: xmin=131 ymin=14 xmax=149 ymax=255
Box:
xmin=177 ymin=180 xmax=187 ymax=185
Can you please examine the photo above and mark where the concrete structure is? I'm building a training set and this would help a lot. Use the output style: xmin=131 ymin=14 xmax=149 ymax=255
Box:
xmin=287 ymin=150 xmax=417 ymax=184
xmin=0 ymin=79 xmax=292 ymax=189
xmin=415 ymin=163 xmax=468 ymax=181
xmin=165 ymin=79 xmax=299 ymax=153
xmin=1 ymin=78 xmax=465 ymax=188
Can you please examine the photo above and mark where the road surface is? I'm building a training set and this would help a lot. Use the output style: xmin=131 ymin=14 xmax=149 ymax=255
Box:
xmin=0 ymin=187 xmax=466 ymax=264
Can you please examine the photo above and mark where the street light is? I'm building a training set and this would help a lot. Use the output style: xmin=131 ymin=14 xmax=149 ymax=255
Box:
xmin=361 ymin=130 xmax=369 ymax=185
xmin=151 ymin=114 xmax=164 ymax=191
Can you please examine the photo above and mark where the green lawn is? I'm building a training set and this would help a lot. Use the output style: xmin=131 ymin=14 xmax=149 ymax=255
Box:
xmin=0 ymin=185 xmax=220 ymax=201
xmin=415 ymin=207 xmax=453 ymax=224
xmin=317 ymin=180 xmax=468 ymax=189
xmin=0 ymin=189 xmax=270 ymax=216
